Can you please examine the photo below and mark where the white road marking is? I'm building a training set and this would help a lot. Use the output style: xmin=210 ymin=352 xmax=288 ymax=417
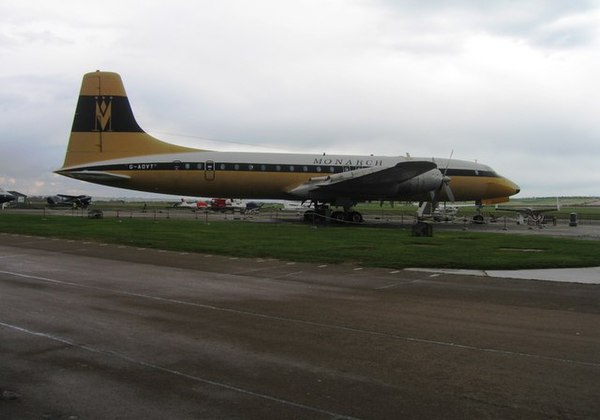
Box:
xmin=0 ymin=320 xmax=356 ymax=420
xmin=0 ymin=269 xmax=597 ymax=368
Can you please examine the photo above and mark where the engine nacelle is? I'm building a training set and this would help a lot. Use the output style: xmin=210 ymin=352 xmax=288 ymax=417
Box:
xmin=395 ymin=169 xmax=442 ymax=196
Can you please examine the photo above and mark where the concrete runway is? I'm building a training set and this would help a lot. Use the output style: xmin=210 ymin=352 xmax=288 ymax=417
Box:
xmin=1 ymin=234 xmax=599 ymax=419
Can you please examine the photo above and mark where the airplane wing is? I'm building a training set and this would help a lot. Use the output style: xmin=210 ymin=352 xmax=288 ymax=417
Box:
xmin=288 ymin=160 xmax=437 ymax=200
xmin=496 ymin=207 xmax=558 ymax=216
xmin=0 ymin=189 xmax=15 ymax=204
xmin=495 ymin=207 xmax=523 ymax=213
xmin=533 ymin=209 xmax=560 ymax=213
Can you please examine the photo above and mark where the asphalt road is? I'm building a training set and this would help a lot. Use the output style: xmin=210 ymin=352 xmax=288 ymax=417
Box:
xmin=1 ymin=234 xmax=599 ymax=419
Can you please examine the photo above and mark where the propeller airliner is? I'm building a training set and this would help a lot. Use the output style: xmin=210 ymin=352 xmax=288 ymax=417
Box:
xmin=56 ymin=71 xmax=520 ymax=222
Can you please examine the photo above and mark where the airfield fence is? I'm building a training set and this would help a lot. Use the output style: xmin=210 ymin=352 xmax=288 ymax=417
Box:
xmin=3 ymin=207 xmax=600 ymax=228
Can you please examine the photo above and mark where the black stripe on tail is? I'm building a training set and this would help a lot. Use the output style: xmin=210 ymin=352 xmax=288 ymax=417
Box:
xmin=71 ymin=95 xmax=143 ymax=133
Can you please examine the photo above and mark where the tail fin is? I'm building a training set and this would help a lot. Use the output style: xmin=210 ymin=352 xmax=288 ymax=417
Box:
xmin=59 ymin=71 xmax=198 ymax=168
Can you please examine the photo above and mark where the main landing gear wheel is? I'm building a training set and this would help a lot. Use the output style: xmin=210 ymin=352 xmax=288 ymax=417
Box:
xmin=472 ymin=214 xmax=485 ymax=224
xmin=332 ymin=211 xmax=345 ymax=222
xmin=303 ymin=209 xmax=364 ymax=224
xmin=347 ymin=211 xmax=363 ymax=223
xmin=330 ymin=210 xmax=364 ymax=223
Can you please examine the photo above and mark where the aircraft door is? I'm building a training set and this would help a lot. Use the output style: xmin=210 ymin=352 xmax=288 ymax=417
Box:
xmin=205 ymin=160 xmax=215 ymax=181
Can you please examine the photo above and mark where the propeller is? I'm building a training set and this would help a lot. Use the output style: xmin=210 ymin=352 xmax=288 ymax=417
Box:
xmin=431 ymin=150 xmax=455 ymax=204
xmin=440 ymin=173 xmax=455 ymax=202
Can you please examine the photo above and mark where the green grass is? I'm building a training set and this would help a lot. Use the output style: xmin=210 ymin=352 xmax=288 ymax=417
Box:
xmin=1 ymin=214 xmax=599 ymax=270
xmin=20 ymin=197 xmax=600 ymax=222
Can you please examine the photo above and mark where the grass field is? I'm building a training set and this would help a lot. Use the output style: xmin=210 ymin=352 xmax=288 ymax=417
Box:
xmin=89 ymin=197 xmax=600 ymax=222
xmin=1 ymin=213 xmax=599 ymax=270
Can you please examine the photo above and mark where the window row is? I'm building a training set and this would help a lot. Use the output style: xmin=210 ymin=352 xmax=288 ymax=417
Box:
xmin=175 ymin=162 xmax=347 ymax=173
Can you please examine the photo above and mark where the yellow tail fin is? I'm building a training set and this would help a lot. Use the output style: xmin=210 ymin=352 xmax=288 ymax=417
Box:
xmin=60 ymin=71 xmax=198 ymax=168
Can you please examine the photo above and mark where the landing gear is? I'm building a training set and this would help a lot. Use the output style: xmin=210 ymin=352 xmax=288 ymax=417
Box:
xmin=331 ymin=210 xmax=363 ymax=223
xmin=348 ymin=211 xmax=363 ymax=223
xmin=472 ymin=214 xmax=485 ymax=224
xmin=303 ymin=203 xmax=363 ymax=224
xmin=472 ymin=202 xmax=485 ymax=224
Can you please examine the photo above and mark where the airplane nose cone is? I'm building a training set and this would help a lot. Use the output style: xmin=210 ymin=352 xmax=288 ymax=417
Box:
xmin=508 ymin=179 xmax=520 ymax=196
xmin=502 ymin=177 xmax=520 ymax=197
xmin=487 ymin=176 xmax=520 ymax=199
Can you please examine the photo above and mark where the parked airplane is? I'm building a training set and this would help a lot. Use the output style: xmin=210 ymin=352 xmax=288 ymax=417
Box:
xmin=55 ymin=71 xmax=520 ymax=222
xmin=47 ymin=194 xmax=92 ymax=209
xmin=210 ymin=198 xmax=261 ymax=214
xmin=173 ymin=198 xmax=209 ymax=211
xmin=496 ymin=201 xmax=560 ymax=226
xmin=432 ymin=204 xmax=459 ymax=222
xmin=281 ymin=201 xmax=314 ymax=212
xmin=0 ymin=188 xmax=15 ymax=206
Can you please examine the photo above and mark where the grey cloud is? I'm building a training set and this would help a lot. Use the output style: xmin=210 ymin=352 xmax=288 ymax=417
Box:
xmin=1 ymin=0 xmax=599 ymax=197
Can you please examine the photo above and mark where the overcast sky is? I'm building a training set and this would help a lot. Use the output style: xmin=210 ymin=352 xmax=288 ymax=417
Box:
xmin=1 ymin=0 xmax=599 ymax=199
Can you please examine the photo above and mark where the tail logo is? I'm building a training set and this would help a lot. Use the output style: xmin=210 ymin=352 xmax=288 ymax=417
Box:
xmin=95 ymin=96 xmax=112 ymax=131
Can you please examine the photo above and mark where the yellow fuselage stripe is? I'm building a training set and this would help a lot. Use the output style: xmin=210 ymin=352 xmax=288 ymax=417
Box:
xmin=99 ymin=170 xmax=514 ymax=201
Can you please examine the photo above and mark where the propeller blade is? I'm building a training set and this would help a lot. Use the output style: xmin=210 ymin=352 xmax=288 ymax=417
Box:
xmin=442 ymin=150 xmax=454 ymax=176
xmin=443 ymin=182 xmax=455 ymax=202
xmin=440 ymin=149 xmax=455 ymax=202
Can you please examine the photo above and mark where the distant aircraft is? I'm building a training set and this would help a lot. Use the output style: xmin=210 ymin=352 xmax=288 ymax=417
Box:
xmin=173 ymin=198 xmax=209 ymax=211
xmin=496 ymin=202 xmax=560 ymax=226
xmin=432 ymin=204 xmax=459 ymax=222
xmin=209 ymin=198 xmax=261 ymax=214
xmin=55 ymin=71 xmax=520 ymax=222
xmin=173 ymin=197 xmax=260 ymax=213
xmin=0 ymin=188 xmax=15 ymax=207
xmin=47 ymin=194 xmax=92 ymax=209
xmin=281 ymin=201 xmax=314 ymax=212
